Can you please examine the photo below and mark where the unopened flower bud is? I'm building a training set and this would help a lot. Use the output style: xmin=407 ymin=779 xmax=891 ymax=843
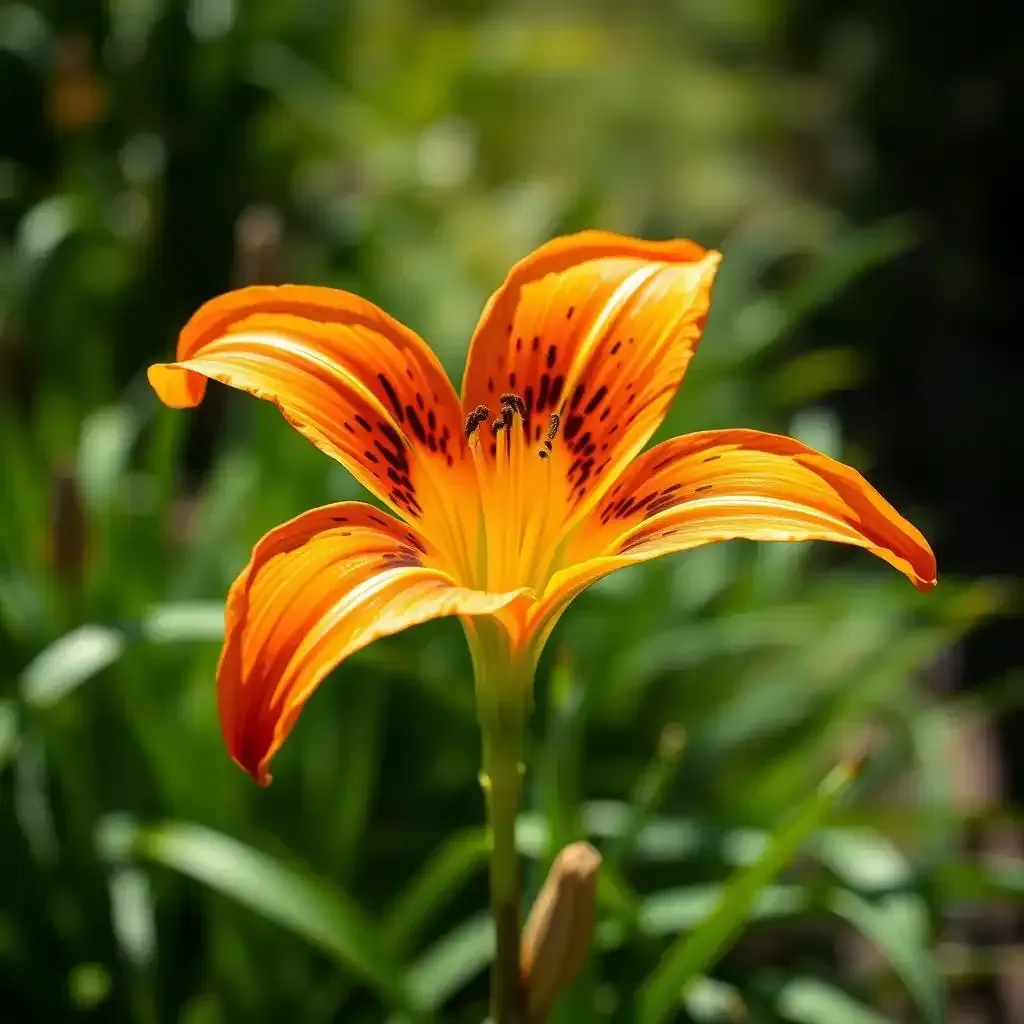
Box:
xmin=520 ymin=842 xmax=601 ymax=1021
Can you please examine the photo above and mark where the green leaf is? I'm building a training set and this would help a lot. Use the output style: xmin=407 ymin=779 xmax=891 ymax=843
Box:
xmin=733 ymin=217 xmax=918 ymax=358
xmin=637 ymin=884 xmax=809 ymax=938
xmin=98 ymin=818 xmax=414 ymax=1014
xmin=777 ymin=977 xmax=894 ymax=1024
xmin=681 ymin=976 xmax=746 ymax=1022
xmin=813 ymin=828 xmax=913 ymax=893
xmin=405 ymin=912 xmax=493 ymax=1011
xmin=77 ymin=403 xmax=140 ymax=510
xmin=604 ymin=724 xmax=688 ymax=873
xmin=637 ymin=758 xmax=860 ymax=1024
xmin=829 ymin=890 xmax=944 ymax=1024
xmin=20 ymin=625 xmax=125 ymax=708
xmin=382 ymin=828 xmax=488 ymax=954
xmin=140 ymin=602 xmax=225 ymax=643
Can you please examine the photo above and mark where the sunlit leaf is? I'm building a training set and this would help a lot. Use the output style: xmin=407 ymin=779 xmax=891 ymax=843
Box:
xmin=637 ymin=758 xmax=860 ymax=1024
xmin=383 ymin=829 xmax=489 ymax=955
xmin=405 ymin=912 xmax=493 ymax=1011
xmin=20 ymin=625 xmax=124 ymax=708
xmin=777 ymin=976 xmax=894 ymax=1024
xmin=97 ymin=818 xmax=413 ymax=1013
xmin=830 ymin=890 xmax=944 ymax=1024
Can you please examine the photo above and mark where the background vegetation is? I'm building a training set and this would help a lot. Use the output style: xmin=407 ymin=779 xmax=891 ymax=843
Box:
xmin=1 ymin=1 xmax=1019 ymax=1021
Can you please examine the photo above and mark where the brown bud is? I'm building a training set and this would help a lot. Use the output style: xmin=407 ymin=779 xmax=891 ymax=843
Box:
xmin=520 ymin=842 xmax=601 ymax=1021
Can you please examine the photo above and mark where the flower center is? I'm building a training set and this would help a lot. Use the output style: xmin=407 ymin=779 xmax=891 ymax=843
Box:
xmin=464 ymin=394 xmax=571 ymax=594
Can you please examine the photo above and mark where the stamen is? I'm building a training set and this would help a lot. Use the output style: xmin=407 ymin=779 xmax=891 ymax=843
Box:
xmin=538 ymin=412 xmax=561 ymax=459
xmin=465 ymin=404 xmax=490 ymax=444
xmin=500 ymin=393 xmax=527 ymax=419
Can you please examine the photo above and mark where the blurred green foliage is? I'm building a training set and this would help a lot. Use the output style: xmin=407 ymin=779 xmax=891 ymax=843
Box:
xmin=0 ymin=1 xmax=1015 ymax=1021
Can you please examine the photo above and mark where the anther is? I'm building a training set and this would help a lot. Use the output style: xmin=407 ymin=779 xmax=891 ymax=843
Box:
xmin=538 ymin=412 xmax=561 ymax=459
xmin=500 ymin=392 xmax=527 ymax=419
xmin=464 ymin=404 xmax=490 ymax=441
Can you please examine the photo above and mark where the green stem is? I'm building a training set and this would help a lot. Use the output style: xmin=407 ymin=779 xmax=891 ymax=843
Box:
xmin=467 ymin=617 xmax=534 ymax=1024
xmin=483 ymin=746 xmax=526 ymax=1024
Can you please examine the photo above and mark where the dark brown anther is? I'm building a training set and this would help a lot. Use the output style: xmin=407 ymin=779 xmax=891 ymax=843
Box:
xmin=538 ymin=412 xmax=561 ymax=459
xmin=464 ymin=404 xmax=490 ymax=440
xmin=500 ymin=392 xmax=527 ymax=419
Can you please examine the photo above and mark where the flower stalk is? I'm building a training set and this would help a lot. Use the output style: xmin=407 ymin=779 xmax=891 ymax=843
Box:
xmin=470 ymin=619 xmax=532 ymax=1023
xmin=482 ymin=742 xmax=526 ymax=1023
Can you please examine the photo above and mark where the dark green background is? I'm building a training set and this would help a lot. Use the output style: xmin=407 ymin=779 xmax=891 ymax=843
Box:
xmin=2 ymin=1 xmax=1020 ymax=1021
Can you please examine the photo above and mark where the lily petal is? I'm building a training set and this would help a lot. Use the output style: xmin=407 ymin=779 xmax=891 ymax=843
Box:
xmin=148 ymin=286 xmax=476 ymax=573
xmin=535 ymin=429 xmax=936 ymax=629
xmin=461 ymin=231 xmax=721 ymax=523
xmin=217 ymin=501 xmax=527 ymax=785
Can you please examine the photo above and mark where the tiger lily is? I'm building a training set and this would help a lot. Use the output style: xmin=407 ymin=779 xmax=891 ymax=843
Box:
xmin=148 ymin=231 xmax=935 ymax=1018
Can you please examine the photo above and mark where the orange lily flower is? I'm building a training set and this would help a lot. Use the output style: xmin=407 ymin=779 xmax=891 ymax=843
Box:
xmin=148 ymin=231 xmax=936 ymax=789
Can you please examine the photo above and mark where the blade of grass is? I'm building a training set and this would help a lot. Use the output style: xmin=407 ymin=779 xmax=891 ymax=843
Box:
xmin=382 ymin=828 xmax=489 ymax=955
xmin=776 ymin=976 xmax=895 ymax=1024
xmin=97 ymin=817 xmax=416 ymax=1016
xmin=637 ymin=755 xmax=862 ymax=1024
xmin=829 ymin=890 xmax=944 ymax=1024
xmin=405 ymin=912 xmax=493 ymax=1012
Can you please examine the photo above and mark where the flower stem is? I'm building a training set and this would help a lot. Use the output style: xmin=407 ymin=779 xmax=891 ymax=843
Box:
xmin=466 ymin=617 xmax=533 ymax=1023
xmin=482 ymin=739 xmax=526 ymax=1024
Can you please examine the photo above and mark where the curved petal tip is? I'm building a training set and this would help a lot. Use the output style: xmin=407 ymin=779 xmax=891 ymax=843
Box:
xmin=148 ymin=362 xmax=208 ymax=408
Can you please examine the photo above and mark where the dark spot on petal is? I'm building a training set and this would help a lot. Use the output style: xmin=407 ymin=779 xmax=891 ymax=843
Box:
xmin=546 ymin=344 xmax=557 ymax=369
xmin=610 ymin=340 xmax=621 ymax=355
xmin=584 ymin=385 xmax=607 ymax=415
xmin=364 ymin=450 xmax=379 ymax=464
xmin=563 ymin=413 xmax=584 ymax=441
xmin=537 ymin=374 xmax=550 ymax=413
xmin=355 ymin=414 xmax=372 ymax=431
xmin=405 ymin=406 xmax=427 ymax=445
xmin=378 ymin=374 xmax=404 ymax=422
